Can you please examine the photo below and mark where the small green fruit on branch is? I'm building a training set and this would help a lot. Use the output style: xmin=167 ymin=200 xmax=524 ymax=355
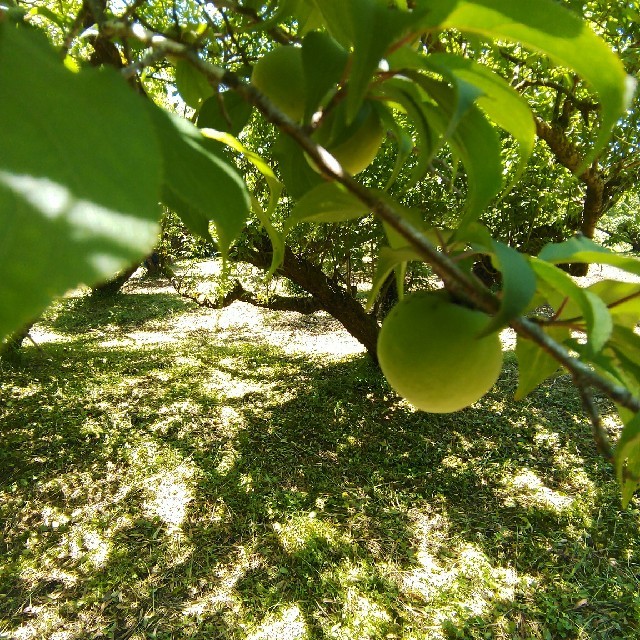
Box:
xmin=101 ymin=19 xmax=640 ymax=417
xmin=378 ymin=292 xmax=504 ymax=413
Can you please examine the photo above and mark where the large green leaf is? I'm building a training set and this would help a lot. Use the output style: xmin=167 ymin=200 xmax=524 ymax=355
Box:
xmin=311 ymin=0 xmax=420 ymax=122
xmin=301 ymin=31 xmax=348 ymax=122
xmin=198 ymin=91 xmax=253 ymax=136
xmin=174 ymin=59 xmax=214 ymax=110
xmin=375 ymin=77 xmax=436 ymax=190
xmin=424 ymin=52 xmax=535 ymax=188
xmin=0 ymin=24 xmax=161 ymax=340
xmin=272 ymin=133 xmax=324 ymax=199
xmin=456 ymin=225 xmax=536 ymax=333
xmin=615 ymin=411 xmax=640 ymax=508
xmin=285 ymin=182 xmax=369 ymax=233
xmin=417 ymin=0 xmax=633 ymax=171
xmin=539 ymin=236 xmax=640 ymax=277
xmin=146 ymin=106 xmax=250 ymax=259
xmin=415 ymin=76 xmax=503 ymax=227
xmin=531 ymin=258 xmax=612 ymax=353
xmin=365 ymin=245 xmax=422 ymax=311
xmin=560 ymin=280 xmax=640 ymax=330
xmin=515 ymin=326 xmax=570 ymax=400
xmin=201 ymin=129 xmax=284 ymax=277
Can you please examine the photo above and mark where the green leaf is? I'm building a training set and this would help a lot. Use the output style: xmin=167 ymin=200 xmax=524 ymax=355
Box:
xmin=146 ymin=106 xmax=250 ymax=259
xmin=251 ymin=195 xmax=285 ymax=280
xmin=272 ymin=133 xmax=324 ymax=199
xmin=539 ymin=235 xmax=640 ymax=277
xmin=301 ymin=31 xmax=348 ymax=122
xmin=562 ymin=280 xmax=640 ymax=329
xmin=487 ymin=242 xmax=537 ymax=333
xmin=311 ymin=0 xmax=420 ymax=122
xmin=174 ymin=59 xmax=214 ymax=110
xmin=366 ymin=245 xmax=422 ymax=311
xmin=376 ymin=77 xmax=436 ymax=190
xmin=285 ymin=182 xmax=369 ymax=233
xmin=424 ymin=52 xmax=535 ymax=189
xmin=608 ymin=332 xmax=640 ymax=406
xmin=515 ymin=326 xmax=570 ymax=400
xmin=530 ymin=258 xmax=612 ymax=353
xmin=201 ymin=129 xmax=284 ymax=277
xmin=376 ymin=107 xmax=415 ymax=191
xmin=456 ymin=225 xmax=536 ymax=332
xmin=415 ymin=76 xmax=503 ymax=227
xmin=615 ymin=411 xmax=640 ymax=508
xmin=198 ymin=91 xmax=253 ymax=136
xmin=417 ymin=0 xmax=634 ymax=171
xmin=0 ymin=24 xmax=161 ymax=340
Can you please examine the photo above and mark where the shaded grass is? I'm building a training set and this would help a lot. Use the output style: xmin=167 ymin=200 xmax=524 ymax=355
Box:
xmin=1 ymin=291 xmax=639 ymax=639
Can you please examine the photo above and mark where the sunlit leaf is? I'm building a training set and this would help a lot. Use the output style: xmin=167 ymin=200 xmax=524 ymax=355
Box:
xmin=0 ymin=24 xmax=161 ymax=340
xmin=515 ymin=326 xmax=570 ymax=399
xmin=174 ymin=59 xmax=214 ymax=110
xmin=311 ymin=0 xmax=420 ymax=122
xmin=201 ymin=129 xmax=284 ymax=276
xmin=414 ymin=76 xmax=502 ymax=227
xmin=366 ymin=245 xmax=422 ymax=311
xmin=146 ymin=106 xmax=250 ymax=260
xmin=539 ymin=236 xmax=640 ymax=277
xmin=562 ymin=280 xmax=640 ymax=329
xmin=376 ymin=77 xmax=436 ymax=190
xmin=531 ymin=258 xmax=612 ymax=353
xmin=417 ymin=0 xmax=634 ymax=171
xmin=285 ymin=182 xmax=369 ymax=232
xmin=425 ymin=52 xmax=535 ymax=188
xmin=251 ymin=195 xmax=285 ymax=280
xmin=615 ymin=411 xmax=640 ymax=508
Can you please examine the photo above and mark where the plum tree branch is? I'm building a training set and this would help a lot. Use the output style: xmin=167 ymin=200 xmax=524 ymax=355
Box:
xmin=101 ymin=19 xmax=640 ymax=416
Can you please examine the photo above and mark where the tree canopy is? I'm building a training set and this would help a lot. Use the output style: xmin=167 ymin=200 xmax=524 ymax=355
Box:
xmin=2 ymin=0 xmax=640 ymax=503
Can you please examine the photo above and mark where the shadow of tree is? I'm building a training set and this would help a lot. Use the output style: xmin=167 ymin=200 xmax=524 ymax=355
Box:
xmin=1 ymin=323 xmax=639 ymax=639
xmin=43 ymin=292 xmax=194 ymax=334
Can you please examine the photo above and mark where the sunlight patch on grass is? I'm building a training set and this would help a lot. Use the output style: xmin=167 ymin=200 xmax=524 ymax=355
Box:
xmin=246 ymin=604 xmax=309 ymax=640
xmin=272 ymin=512 xmax=348 ymax=553
xmin=12 ymin=608 xmax=77 ymax=640
xmin=333 ymin=591 xmax=392 ymax=640
xmin=203 ymin=370 xmax=272 ymax=400
xmin=215 ymin=444 xmax=240 ymax=475
xmin=399 ymin=508 xmax=535 ymax=636
xmin=143 ymin=463 xmax=196 ymax=532
xmin=502 ymin=469 xmax=574 ymax=512
xmin=182 ymin=544 xmax=259 ymax=619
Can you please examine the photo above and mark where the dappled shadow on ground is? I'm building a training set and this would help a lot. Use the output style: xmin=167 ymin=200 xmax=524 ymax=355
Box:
xmin=46 ymin=292 xmax=194 ymax=334
xmin=1 ymin=295 xmax=639 ymax=639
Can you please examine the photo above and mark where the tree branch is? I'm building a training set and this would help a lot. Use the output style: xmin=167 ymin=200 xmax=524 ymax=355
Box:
xmin=163 ymin=265 xmax=322 ymax=314
xmin=101 ymin=20 xmax=640 ymax=415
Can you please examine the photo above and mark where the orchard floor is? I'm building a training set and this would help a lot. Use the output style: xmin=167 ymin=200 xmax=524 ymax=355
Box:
xmin=1 ymin=264 xmax=640 ymax=639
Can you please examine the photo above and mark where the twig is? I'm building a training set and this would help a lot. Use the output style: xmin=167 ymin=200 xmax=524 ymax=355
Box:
xmin=573 ymin=376 xmax=615 ymax=463
xmin=100 ymin=20 xmax=640 ymax=417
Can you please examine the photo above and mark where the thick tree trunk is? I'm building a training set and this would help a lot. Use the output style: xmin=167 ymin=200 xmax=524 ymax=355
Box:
xmin=91 ymin=263 xmax=139 ymax=297
xmin=244 ymin=238 xmax=380 ymax=358
xmin=0 ymin=319 xmax=36 ymax=361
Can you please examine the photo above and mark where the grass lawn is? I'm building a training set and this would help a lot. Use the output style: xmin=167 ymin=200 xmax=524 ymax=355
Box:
xmin=1 ymin=276 xmax=639 ymax=639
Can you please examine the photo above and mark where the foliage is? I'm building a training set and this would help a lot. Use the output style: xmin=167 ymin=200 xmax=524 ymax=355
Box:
xmin=1 ymin=288 xmax=639 ymax=638
xmin=1 ymin=0 xmax=640 ymax=504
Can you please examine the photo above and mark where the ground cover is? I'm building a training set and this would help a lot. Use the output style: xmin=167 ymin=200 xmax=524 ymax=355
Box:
xmin=1 ymin=272 xmax=639 ymax=639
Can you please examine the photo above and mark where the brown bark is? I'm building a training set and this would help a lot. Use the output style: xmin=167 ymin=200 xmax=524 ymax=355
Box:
xmin=247 ymin=241 xmax=380 ymax=358
xmin=91 ymin=263 xmax=140 ymax=297
xmin=0 ymin=319 xmax=37 ymax=361
xmin=534 ymin=118 xmax=609 ymax=276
